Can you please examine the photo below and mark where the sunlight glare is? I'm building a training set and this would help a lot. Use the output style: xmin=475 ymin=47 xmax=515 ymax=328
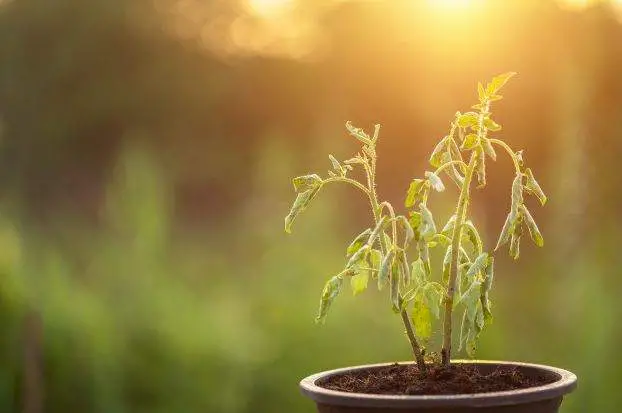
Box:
xmin=247 ymin=0 xmax=295 ymax=19
xmin=430 ymin=0 xmax=473 ymax=9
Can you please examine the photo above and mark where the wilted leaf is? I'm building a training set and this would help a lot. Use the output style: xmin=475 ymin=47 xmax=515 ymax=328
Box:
xmin=347 ymin=244 xmax=370 ymax=269
xmin=429 ymin=136 xmax=450 ymax=168
xmin=441 ymin=215 xmax=457 ymax=236
xmin=520 ymin=205 xmax=544 ymax=247
xmin=431 ymin=233 xmax=451 ymax=248
xmin=398 ymin=249 xmax=411 ymax=288
xmin=482 ymin=138 xmax=497 ymax=161
xmin=419 ymin=203 xmax=437 ymax=240
xmin=463 ymin=220 xmax=483 ymax=253
xmin=495 ymin=210 xmax=516 ymax=251
xmin=292 ymin=174 xmax=322 ymax=193
xmin=284 ymin=186 xmax=322 ymax=233
xmin=369 ymin=249 xmax=383 ymax=277
xmin=411 ymin=258 xmax=427 ymax=285
xmin=346 ymin=228 xmax=372 ymax=260
xmin=524 ymin=168 xmax=547 ymax=206
xmin=328 ymin=154 xmax=344 ymax=175
xmin=390 ymin=262 xmax=401 ymax=312
xmin=465 ymin=253 xmax=489 ymax=279
xmin=378 ymin=248 xmax=395 ymax=290
xmin=396 ymin=216 xmax=415 ymax=246
xmin=511 ymin=173 xmax=524 ymax=215
xmin=459 ymin=279 xmax=482 ymax=322
xmin=424 ymin=283 xmax=443 ymax=319
xmin=315 ymin=274 xmax=344 ymax=324
xmin=408 ymin=211 xmax=422 ymax=235
xmin=367 ymin=216 xmax=389 ymax=248
xmin=345 ymin=121 xmax=372 ymax=145
xmin=425 ymin=171 xmax=445 ymax=192
xmin=477 ymin=82 xmax=486 ymax=101
xmin=405 ymin=179 xmax=428 ymax=208
xmin=442 ymin=245 xmax=453 ymax=284
xmin=509 ymin=233 xmax=521 ymax=260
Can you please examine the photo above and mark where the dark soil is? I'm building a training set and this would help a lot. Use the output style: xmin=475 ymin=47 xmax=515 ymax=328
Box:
xmin=318 ymin=363 xmax=555 ymax=395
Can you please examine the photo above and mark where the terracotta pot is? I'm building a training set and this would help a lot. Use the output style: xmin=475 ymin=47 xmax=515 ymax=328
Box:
xmin=300 ymin=361 xmax=577 ymax=413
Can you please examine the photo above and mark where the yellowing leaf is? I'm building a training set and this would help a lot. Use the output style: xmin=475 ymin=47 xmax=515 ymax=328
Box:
xmin=351 ymin=270 xmax=369 ymax=296
xmin=412 ymin=296 xmax=432 ymax=341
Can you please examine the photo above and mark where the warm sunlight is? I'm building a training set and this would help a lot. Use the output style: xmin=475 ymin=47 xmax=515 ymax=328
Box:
xmin=247 ymin=0 xmax=295 ymax=18
xmin=431 ymin=0 xmax=474 ymax=9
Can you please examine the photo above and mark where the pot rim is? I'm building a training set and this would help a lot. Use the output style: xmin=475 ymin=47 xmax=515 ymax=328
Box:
xmin=299 ymin=360 xmax=577 ymax=408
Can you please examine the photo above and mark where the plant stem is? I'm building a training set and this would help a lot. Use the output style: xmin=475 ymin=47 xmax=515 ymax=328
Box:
xmin=441 ymin=152 xmax=477 ymax=365
xmin=488 ymin=138 xmax=521 ymax=173
xmin=323 ymin=177 xmax=370 ymax=195
xmin=367 ymin=152 xmax=427 ymax=371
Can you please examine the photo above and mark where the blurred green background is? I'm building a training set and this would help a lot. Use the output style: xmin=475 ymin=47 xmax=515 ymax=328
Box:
xmin=0 ymin=0 xmax=620 ymax=411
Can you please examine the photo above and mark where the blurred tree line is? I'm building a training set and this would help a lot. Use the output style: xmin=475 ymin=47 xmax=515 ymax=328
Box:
xmin=0 ymin=0 xmax=620 ymax=412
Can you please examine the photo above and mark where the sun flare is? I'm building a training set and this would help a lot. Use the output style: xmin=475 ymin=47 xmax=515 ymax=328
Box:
xmin=247 ymin=0 xmax=294 ymax=18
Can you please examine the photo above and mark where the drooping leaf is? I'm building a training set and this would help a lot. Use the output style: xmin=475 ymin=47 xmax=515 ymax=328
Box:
xmin=431 ymin=233 xmax=452 ymax=248
xmin=495 ymin=210 xmax=516 ymax=251
xmin=367 ymin=216 xmax=389 ymax=248
xmin=390 ymin=262 xmax=401 ymax=312
xmin=419 ymin=203 xmax=437 ymax=240
xmin=284 ymin=186 xmax=322 ymax=233
xmin=398 ymin=249 xmax=411 ymax=288
xmin=463 ymin=220 xmax=483 ymax=253
xmin=462 ymin=134 xmax=479 ymax=150
xmin=405 ymin=179 xmax=429 ymax=208
xmin=482 ymin=138 xmax=497 ymax=161
xmin=509 ymin=233 xmax=521 ymax=260
xmin=369 ymin=249 xmax=383 ymax=278
xmin=292 ymin=174 xmax=322 ymax=193
xmin=424 ymin=283 xmax=443 ymax=319
xmin=485 ymin=72 xmax=517 ymax=96
xmin=346 ymin=228 xmax=372 ymax=260
xmin=328 ymin=154 xmax=344 ymax=175
xmin=465 ymin=252 xmax=489 ymax=279
xmin=484 ymin=117 xmax=502 ymax=132
xmin=315 ymin=274 xmax=344 ymax=324
xmin=459 ymin=279 xmax=482 ymax=322
xmin=396 ymin=216 xmax=415 ymax=246
xmin=346 ymin=244 xmax=370 ymax=269
xmin=429 ymin=136 xmax=450 ymax=168
xmin=481 ymin=257 xmax=494 ymax=325
xmin=408 ymin=211 xmax=422 ymax=236
xmin=351 ymin=270 xmax=369 ymax=296
xmin=378 ymin=248 xmax=395 ymax=290
xmin=520 ymin=205 xmax=544 ymax=247
xmin=411 ymin=258 xmax=427 ymax=285
xmin=412 ymin=295 xmax=432 ymax=341
xmin=441 ymin=215 xmax=457 ymax=236
xmin=418 ymin=238 xmax=431 ymax=277
xmin=524 ymin=168 xmax=547 ymax=206
xmin=442 ymin=245 xmax=453 ymax=284
xmin=511 ymin=173 xmax=524 ymax=215
xmin=425 ymin=171 xmax=445 ymax=192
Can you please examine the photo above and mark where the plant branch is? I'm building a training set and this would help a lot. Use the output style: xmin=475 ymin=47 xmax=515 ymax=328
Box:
xmin=322 ymin=177 xmax=370 ymax=195
xmin=434 ymin=160 xmax=468 ymax=176
xmin=488 ymin=138 xmax=521 ymax=173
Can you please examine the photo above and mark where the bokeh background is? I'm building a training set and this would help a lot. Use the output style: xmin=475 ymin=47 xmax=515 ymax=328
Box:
xmin=0 ymin=0 xmax=620 ymax=411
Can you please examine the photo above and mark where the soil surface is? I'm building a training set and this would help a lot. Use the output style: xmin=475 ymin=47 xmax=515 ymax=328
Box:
xmin=318 ymin=363 xmax=555 ymax=395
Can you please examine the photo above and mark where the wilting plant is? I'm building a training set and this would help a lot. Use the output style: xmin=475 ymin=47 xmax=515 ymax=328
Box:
xmin=284 ymin=73 xmax=546 ymax=370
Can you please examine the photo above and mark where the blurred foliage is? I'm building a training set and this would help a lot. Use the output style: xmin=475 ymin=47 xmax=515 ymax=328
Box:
xmin=0 ymin=0 xmax=620 ymax=412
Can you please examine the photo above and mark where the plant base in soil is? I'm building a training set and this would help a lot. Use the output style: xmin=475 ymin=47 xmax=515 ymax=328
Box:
xmin=318 ymin=363 xmax=556 ymax=395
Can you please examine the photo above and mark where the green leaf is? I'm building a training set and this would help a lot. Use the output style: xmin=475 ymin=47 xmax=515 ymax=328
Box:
xmin=482 ymin=138 xmax=497 ymax=161
xmin=315 ymin=274 xmax=344 ymax=324
xmin=463 ymin=220 xmax=483 ymax=253
xmin=465 ymin=252 xmax=489 ymax=279
xmin=484 ymin=117 xmax=502 ymax=132
xmin=459 ymin=279 xmax=482 ymax=322
xmin=284 ymin=186 xmax=322 ymax=234
xmin=419 ymin=203 xmax=437 ymax=240
xmin=442 ymin=245 xmax=452 ymax=284
xmin=486 ymin=72 xmax=517 ymax=96
xmin=429 ymin=136 xmax=450 ymax=168
xmin=457 ymin=112 xmax=479 ymax=128
xmin=346 ymin=244 xmax=370 ymax=269
xmin=411 ymin=258 xmax=427 ymax=285
xmin=408 ymin=211 xmax=422 ymax=235
xmin=481 ymin=257 xmax=494 ymax=325
xmin=398 ymin=249 xmax=411 ymax=288
xmin=431 ymin=233 xmax=452 ymax=248
xmin=418 ymin=238 xmax=431 ymax=277
xmin=351 ymin=270 xmax=369 ymax=296
xmin=511 ymin=173 xmax=524 ymax=215
xmin=369 ymin=249 xmax=383 ymax=277
xmin=524 ymin=168 xmax=547 ymax=206
xmin=482 ymin=257 xmax=494 ymax=292
xmin=425 ymin=171 xmax=445 ymax=192
xmin=412 ymin=296 xmax=432 ymax=341
xmin=405 ymin=179 xmax=428 ymax=208
xmin=462 ymin=133 xmax=479 ymax=150
xmin=477 ymin=82 xmax=486 ymax=101
xmin=520 ymin=205 xmax=544 ymax=247
xmin=378 ymin=248 xmax=395 ymax=290
xmin=292 ymin=174 xmax=322 ymax=193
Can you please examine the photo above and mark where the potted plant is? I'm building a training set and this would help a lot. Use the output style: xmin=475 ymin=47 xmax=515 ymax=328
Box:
xmin=284 ymin=73 xmax=577 ymax=412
